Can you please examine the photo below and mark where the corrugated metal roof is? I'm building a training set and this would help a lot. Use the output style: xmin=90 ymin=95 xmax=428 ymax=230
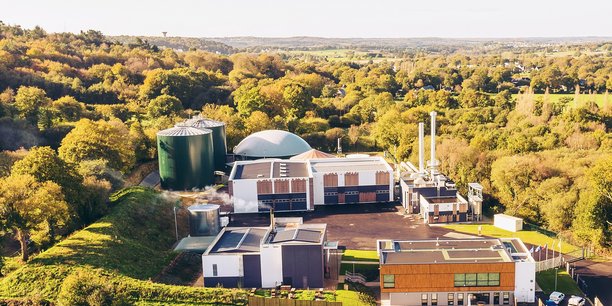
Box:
xmin=234 ymin=130 xmax=311 ymax=157
xmin=186 ymin=116 xmax=225 ymax=128
xmin=157 ymin=126 xmax=212 ymax=137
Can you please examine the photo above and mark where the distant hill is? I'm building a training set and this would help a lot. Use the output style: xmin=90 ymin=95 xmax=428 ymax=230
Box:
xmin=110 ymin=35 xmax=237 ymax=54
xmin=206 ymin=36 xmax=612 ymax=51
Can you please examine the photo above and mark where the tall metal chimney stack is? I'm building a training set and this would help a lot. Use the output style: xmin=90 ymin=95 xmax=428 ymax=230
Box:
xmin=428 ymin=111 xmax=439 ymax=173
xmin=418 ymin=122 xmax=425 ymax=173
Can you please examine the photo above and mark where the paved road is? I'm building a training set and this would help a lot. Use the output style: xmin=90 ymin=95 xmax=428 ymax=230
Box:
xmin=229 ymin=202 xmax=453 ymax=249
xmin=572 ymin=260 xmax=612 ymax=306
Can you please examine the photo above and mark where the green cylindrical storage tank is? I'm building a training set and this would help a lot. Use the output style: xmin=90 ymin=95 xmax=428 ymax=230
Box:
xmin=157 ymin=125 xmax=215 ymax=190
xmin=185 ymin=116 xmax=227 ymax=171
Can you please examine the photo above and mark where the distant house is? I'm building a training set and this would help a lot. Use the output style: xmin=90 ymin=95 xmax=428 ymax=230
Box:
xmin=420 ymin=85 xmax=436 ymax=91
xmin=202 ymin=219 xmax=329 ymax=289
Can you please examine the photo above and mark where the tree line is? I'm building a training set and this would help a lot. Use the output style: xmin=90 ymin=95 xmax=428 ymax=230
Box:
xmin=0 ymin=21 xmax=610 ymax=262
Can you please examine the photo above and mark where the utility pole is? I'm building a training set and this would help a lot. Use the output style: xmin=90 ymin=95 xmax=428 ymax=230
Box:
xmin=554 ymin=267 xmax=559 ymax=291
xmin=173 ymin=202 xmax=179 ymax=241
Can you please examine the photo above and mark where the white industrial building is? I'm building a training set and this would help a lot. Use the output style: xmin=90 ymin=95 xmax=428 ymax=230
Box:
xmin=229 ymin=156 xmax=394 ymax=213
xmin=399 ymin=112 xmax=483 ymax=223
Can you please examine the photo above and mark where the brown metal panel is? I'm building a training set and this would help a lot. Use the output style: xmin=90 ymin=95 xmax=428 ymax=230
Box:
xmin=376 ymin=171 xmax=390 ymax=185
xmin=257 ymin=180 xmax=273 ymax=194
xmin=323 ymin=173 xmax=338 ymax=187
xmin=275 ymin=179 xmax=290 ymax=193
xmin=459 ymin=203 xmax=468 ymax=213
xmin=291 ymin=179 xmax=307 ymax=193
xmin=228 ymin=181 xmax=233 ymax=197
xmin=380 ymin=263 xmax=516 ymax=293
xmin=309 ymin=178 xmax=314 ymax=208
xmin=344 ymin=172 xmax=359 ymax=186
xmin=338 ymin=193 xmax=345 ymax=203
xmin=434 ymin=205 xmax=439 ymax=215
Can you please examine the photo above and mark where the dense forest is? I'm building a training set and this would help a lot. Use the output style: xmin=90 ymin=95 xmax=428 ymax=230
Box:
xmin=0 ymin=20 xmax=610 ymax=266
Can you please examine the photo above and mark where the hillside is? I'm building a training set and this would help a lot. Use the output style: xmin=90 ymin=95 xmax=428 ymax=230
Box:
xmin=0 ymin=187 xmax=249 ymax=305
xmin=110 ymin=35 xmax=237 ymax=54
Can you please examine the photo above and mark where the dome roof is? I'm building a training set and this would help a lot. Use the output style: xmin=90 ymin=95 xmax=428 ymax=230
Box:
xmin=185 ymin=116 xmax=225 ymax=128
xmin=234 ymin=130 xmax=311 ymax=158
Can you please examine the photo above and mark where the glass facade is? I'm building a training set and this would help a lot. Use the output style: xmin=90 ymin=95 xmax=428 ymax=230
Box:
xmin=454 ymin=273 xmax=500 ymax=287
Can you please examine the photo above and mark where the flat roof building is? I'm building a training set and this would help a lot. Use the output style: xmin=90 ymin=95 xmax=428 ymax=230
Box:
xmin=202 ymin=218 xmax=329 ymax=289
xmin=378 ymin=238 xmax=536 ymax=306
xmin=228 ymin=156 xmax=394 ymax=213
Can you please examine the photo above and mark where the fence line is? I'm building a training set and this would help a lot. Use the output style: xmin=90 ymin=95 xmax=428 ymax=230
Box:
xmin=247 ymin=296 xmax=342 ymax=306
xmin=535 ymin=255 xmax=564 ymax=272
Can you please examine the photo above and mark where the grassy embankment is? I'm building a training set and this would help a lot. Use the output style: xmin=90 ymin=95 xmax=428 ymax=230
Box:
xmin=536 ymin=270 xmax=582 ymax=296
xmin=0 ymin=187 xmax=367 ymax=305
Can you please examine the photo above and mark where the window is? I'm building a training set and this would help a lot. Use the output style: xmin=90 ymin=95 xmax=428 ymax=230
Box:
xmin=212 ymin=264 xmax=218 ymax=276
xmin=448 ymin=293 xmax=454 ymax=305
xmin=455 ymin=273 xmax=500 ymax=287
xmin=383 ymin=274 xmax=395 ymax=288
xmin=493 ymin=292 xmax=500 ymax=305
xmin=454 ymin=273 xmax=466 ymax=286
xmin=503 ymin=292 xmax=510 ymax=304
xmin=421 ymin=293 xmax=428 ymax=306
xmin=489 ymin=273 xmax=500 ymax=286
xmin=431 ymin=293 xmax=438 ymax=306
xmin=457 ymin=293 xmax=464 ymax=306
xmin=465 ymin=273 xmax=477 ymax=286
xmin=477 ymin=273 xmax=488 ymax=286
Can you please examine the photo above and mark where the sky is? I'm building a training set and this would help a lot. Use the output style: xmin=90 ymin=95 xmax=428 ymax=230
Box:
xmin=2 ymin=0 xmax=612 ymax=38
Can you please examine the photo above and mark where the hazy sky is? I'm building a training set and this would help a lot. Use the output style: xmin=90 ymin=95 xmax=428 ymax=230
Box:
xmin=3 ymin=0 xmax=612 ymax=38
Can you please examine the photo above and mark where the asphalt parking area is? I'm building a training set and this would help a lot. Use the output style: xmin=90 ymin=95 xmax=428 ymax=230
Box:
xmin=228 ymin=202 xmax=454 ymax=250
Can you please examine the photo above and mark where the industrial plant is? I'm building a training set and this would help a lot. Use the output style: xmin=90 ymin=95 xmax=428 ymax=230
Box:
xmin=151 ymin=110 xmax=525 ymax=298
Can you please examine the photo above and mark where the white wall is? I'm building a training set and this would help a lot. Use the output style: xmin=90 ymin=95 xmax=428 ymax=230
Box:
xmin=514 ymin=261 xmax=536 ymax=303
xmin=312 ymin=173 xmax=325 ymax=205
xmin=494 ymin=214 xmax=523 ymax=232
xmin=358 ymin=171 xmax=376 ymax=185
xmin=231 ymin=180 xmax=259 ymax=213
xmin=260 ymin=244 xmax=283 ymax=287
xmin=202 ymin=254 xmax=243 ymax=277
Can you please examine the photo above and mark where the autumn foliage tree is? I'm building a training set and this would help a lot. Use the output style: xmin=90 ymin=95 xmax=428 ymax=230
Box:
xmin=0 ymin=174 xmax=70 ymax=261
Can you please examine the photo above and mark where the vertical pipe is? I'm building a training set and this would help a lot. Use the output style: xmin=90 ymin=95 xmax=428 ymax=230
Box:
xmin=418 ymin=122 xmax=425 ymax=173
xmin=430 ymin=111 xmax=437 ymax=166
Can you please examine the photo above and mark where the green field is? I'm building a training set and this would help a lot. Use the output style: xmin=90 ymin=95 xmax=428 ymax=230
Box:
xmin=282 ymin=49 xmax=396 ymax=63
xmin=342 ymin=250 xmax=379 ymax=262
xmin=512 ymin=93 xmax=608 ymax=107
xmin=442 ymin=224 xmax=581 ymax=254
xmin=536 ymin=270 xmax=582 ymax=296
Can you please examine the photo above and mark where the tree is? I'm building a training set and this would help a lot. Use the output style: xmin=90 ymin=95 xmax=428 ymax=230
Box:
xmin=146 ymin=94 xmax=183 ymax=118
xmin=11 ymin=146 xmax=83 ymax=211
xmin=52 ymin=96 xmax=85 ymax=122
xmin=233 ymin=81 xmax=266 ymax=115
xmin=244 ymin=111 xmax=273 ymax=134
xmin=0 ymin=174 xmax=70 ymax=261
xmin=14 ymin=86 xmax=49 ymax=124
xmin=59 ymin=119 xmax=135 ymax=172
xmin=572 ymin=156 xmax=612 ymax=250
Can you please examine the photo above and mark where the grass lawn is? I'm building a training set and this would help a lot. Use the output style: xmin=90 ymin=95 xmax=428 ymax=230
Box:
xmin=512 ymin=93 xmax=608 ymax=107
xmin=536 ymin=270 xmax=582 ymax=296
xmin=335 ymin=290 xmax=373 ymax=306
xmin=342 ymin=249 xmax=379 ymax=262
xmin=442 ymin=224 xmax=581 ymax=254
